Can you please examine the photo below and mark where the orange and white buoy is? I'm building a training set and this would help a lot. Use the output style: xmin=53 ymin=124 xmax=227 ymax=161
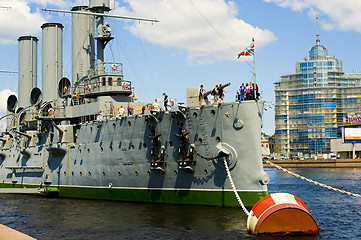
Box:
xmin=247 ymin=193 xmax=319 ymax=235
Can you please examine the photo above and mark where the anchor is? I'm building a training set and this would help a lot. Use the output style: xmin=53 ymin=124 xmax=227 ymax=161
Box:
xmin=147 ymin=124 xmax=166 ymax=173
xmin=174 ymin=122 xmax=196 ymax=172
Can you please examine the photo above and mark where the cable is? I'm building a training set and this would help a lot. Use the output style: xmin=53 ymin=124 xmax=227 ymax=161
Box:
xmin=188 ymin=0 xmax=254 ymax=74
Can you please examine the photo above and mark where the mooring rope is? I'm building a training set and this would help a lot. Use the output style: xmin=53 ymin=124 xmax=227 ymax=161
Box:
xmin=265 ymin=160 xmax=361 ymax=198
xmin=223 ymin=158 xmax=250 ymax=216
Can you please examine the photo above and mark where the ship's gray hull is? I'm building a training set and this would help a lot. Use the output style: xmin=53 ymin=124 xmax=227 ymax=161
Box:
xmin=0 ymin=101 xmax=268 ymax=207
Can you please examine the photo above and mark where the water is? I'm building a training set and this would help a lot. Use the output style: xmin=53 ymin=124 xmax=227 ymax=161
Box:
xmin=0 ymin=168 xmax=360 ymax=239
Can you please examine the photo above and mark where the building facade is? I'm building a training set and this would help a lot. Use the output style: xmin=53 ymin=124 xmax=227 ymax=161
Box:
xmin=274 ymin=36 xmax=361 ymax=158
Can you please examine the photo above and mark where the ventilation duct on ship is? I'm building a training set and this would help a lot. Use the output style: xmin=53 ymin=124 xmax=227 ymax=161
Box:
xmin=6 ymin=95 xmax=17 ymax=130
xmin=71 ymin=6 xmax=95 ymax=84
xmin=7 ymin=95 xmax=17 ymax=113
xmin=18 ymin=36 xmax=38 ymax=108
xmin=15 ymin=107 xmax=25 ymax=127
xmin=41 ymin=23 xmax=63 ymax=102
xmin=30 ymin=87 xmax=42 ymax=106
xmin=58 ymin=77 xmax=71 ymax=98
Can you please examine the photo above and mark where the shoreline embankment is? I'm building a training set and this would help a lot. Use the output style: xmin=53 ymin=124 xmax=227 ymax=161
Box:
xmin=263 ymin=159 xmax=361 ymax=168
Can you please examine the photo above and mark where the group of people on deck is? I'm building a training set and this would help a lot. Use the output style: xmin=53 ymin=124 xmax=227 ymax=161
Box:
xmin=97 ymin=82 xmax=260 ymax=120
xmin=198 ymin=82 xmax=259 ymax=106
xmin=198 ymin=84 xmax=226 ymax=106
xmin=236 ymin=82 xmax=259 ymax=102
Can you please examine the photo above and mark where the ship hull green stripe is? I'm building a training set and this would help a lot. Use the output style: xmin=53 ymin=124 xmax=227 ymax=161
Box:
xmin=0 ymin=183 xmax=267 ymax=207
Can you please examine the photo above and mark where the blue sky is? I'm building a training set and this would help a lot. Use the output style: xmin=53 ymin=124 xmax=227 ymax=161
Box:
xmin=0 ymin=0 xmax=361 ymax=135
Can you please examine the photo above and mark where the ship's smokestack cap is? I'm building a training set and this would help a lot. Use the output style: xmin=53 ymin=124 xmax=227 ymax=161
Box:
xmin=18 ymin=36 xmax=38 ymax=42
xmin=41 ymin=23 xmax=64 ymax=29
xmin=89 ymin=0 xmax=110 ymax=11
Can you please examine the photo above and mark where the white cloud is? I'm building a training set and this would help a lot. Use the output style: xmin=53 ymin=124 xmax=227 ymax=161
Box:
xmin=264 ymin=0 xmax=361 ymax=33
xmin=0 ymin=0 xmax=81 ymax=44
xmin=113 ymin=0 xmax=276 ymax=64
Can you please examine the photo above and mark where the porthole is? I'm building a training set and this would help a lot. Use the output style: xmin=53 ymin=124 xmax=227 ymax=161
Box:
xmin=57 ymin=171 xmax=59 ymax=176
xmin=101 ymin=147 xmax=103 ymax=152
xmin=131 ymin=144 xmax=135 ymax=149
xmin=147 ymin=171 xmax=151 ymax=176
xmin=193 ymin=112 xmax=198 ymax=118
xmin=198 ymin=138 xmax=203 ymax=144
xmin=204 ymin=169 xmax=208 ymax=174
xmin=174 ymin=170 xmax=178 ymax=175
xmin=103 ymin=171 xmax=106 ymax=176
xmin=72 ymin=172 xmax=74 ymax=176
xmin=87 ymin=148 xmax=90 ymax=153
xmin=128 ymin=121 xmax=131 ymax=126
xmin=210 ymin=110 xmax=216 ymax=115
xmin=135 ymin=171 xmax=138 ymax=176
xmin=113 ymin=123 xmax=116 ymax=128
xmin=88 ymin=172 xmax=91 ymax=176
xmin=90 ymin=127 xmax=93 ymax=131
xmin=80 ymin=172 xmax=83 ymax=176
xmin=79 ymin=149 xmax=82 ymax=153
xmin=40 ymin=153 xmax=42 ymax=157
xmin=64 ymin=172 xmax=67 ymax=176
xmin=118 ymin=171 xmax=121 ymax=176
xmin=168 ymin=141 xmax=173 ymax=146
xmin=110 ymin=146 xmax=113 ymax=151
xmin=216 ymin=136 xmax=221 ymax=142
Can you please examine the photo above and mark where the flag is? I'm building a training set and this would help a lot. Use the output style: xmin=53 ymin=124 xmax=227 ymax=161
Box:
xmin=238 ymin=42 xmax=254 ymax=58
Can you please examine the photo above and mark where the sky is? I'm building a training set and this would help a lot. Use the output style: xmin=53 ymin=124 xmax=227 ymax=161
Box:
xmin=0 ymin=0 xmax=361 ymax=135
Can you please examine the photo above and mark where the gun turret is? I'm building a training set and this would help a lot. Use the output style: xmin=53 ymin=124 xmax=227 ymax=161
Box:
xmin=204 ymin=82 xmax=231 ymax=96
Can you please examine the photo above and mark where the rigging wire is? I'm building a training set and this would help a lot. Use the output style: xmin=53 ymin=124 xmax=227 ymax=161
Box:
xmin=134 ymin=24 xmax=161 ymax=97
xmin=111 ymin=20 xmax=154 ymax=102
xmin=188 ymin=0 xmax=254 ymax=74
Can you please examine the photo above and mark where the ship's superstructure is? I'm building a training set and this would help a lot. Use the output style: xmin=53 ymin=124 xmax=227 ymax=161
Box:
xmin=0 ymin=0 xmax=269 ymax=207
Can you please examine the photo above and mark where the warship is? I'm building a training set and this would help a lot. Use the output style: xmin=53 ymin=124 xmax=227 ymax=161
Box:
xmin=0 ymin=0 xmax=269 ymax=207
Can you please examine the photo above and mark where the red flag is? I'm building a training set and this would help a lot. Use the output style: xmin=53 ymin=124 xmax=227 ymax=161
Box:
xmin=238 ymin=43 xmax=254 ymax=58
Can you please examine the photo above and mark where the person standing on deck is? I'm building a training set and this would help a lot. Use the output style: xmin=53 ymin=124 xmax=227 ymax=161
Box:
xmin=239 ymin=83 xmax=246 ymax=101
xmin=198 ymin=85 xmax=206 ymax=106
xmin=163 ymin=93 xmax=169 ymax=111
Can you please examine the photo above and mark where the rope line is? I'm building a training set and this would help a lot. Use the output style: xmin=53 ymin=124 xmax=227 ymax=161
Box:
xmin=193 ymin=146 xmax=250 ymax=215
xmin=265 ymin=160 xmax=361 ymax=198
xmin=223 ymin=158 xmax=250 ymax=216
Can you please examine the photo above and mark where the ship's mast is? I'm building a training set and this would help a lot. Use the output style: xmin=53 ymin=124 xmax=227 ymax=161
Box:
xmin=89 ymin=1 xmax=112 ymax=74
xmin=43 ymin=1 xmax=158 ymax=81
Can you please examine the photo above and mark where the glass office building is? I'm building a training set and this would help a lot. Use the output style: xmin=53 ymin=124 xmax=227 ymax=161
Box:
xmin=274 ymin=37 xmax=361 ymax=157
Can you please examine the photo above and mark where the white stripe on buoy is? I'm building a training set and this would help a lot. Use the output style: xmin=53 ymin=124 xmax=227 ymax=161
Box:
xmin=247 ymin=193 xmax=318 ymax=235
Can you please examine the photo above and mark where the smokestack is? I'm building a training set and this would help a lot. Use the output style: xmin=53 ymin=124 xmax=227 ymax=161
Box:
xmin=71 ymin=6 xmax=95 ymax=84
xmin=41 ymin=23 xmax=63 ymax=102
xmin=18 ymin=36 xmax=38 ymax=108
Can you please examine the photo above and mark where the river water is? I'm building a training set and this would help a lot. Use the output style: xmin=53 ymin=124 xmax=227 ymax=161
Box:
xmin=0 ymin=168 xmax=360 ymax=239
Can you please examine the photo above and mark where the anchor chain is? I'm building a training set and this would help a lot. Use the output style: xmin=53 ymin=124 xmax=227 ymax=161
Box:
xmin=193 ymin=147 xmax=220 ymax=160
xmin=265 ymin=160 xmax=361 ymax=198
xmin=223 ymin=158 xmax=250 ymax=216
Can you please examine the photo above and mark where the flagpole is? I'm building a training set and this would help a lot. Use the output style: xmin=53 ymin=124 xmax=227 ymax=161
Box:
xmin=252 ymin=38 xmax=256 ymax=100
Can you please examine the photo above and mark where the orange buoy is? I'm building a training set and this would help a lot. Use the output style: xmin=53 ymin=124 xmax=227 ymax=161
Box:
xmin=247 ymin=193 xmax=319 ymax=235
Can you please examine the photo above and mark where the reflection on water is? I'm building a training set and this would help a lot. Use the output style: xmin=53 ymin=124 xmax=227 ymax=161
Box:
xmin=0 ymin=168 xmax=360 ymax=239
